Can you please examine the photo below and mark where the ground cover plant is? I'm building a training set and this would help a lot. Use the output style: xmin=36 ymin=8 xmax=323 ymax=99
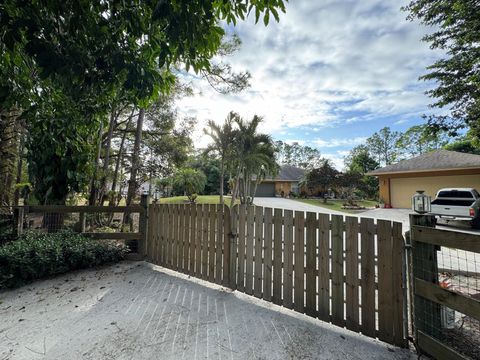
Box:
xmin=0 ymin=231 xmax=128 ymax=289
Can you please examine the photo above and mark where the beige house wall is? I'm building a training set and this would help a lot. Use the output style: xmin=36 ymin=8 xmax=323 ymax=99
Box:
xmin=389 ymin=174 xmax=480 ymax=208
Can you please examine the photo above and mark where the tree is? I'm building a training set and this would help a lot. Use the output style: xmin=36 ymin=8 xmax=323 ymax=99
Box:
xmin=302 ymin=159 xmax=339 ymax=199
xmin=172 ymin=168 xmax=207 ymax=203
xmin=188 ymin=156 xmax=225 ymax=196
xmin=396 ymin=124 xmax=448 ymax=158
xmin=403 ymin=1 xmax=480 ymax=137
xmin=229 ymin=115 xmax=278 ymax=205
xmin=1 ymin=0 xmax=287 ymax=206
xmin=344 ymin=145 xmax=380 ymax=200
xmin=275 ymin=141 xmax=322 ymax=169
xmin=444 ymin=133 xmax=480 ymax=155
xmin=204 ymin=112 xmax=237 ymax=204
xmin=366 ymin=127 xmax=401 ymax=166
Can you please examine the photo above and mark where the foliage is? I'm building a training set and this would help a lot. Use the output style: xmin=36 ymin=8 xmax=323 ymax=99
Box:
xmin=344 ymin=145 xmax=380 ymax=199
xmin=302 ymin=159 xmax=339 ymax=195
xmin=444 ymin=137 xmax=480 ymax=155
xmin=275 ymin=141 xmax=322 ymax=169
xmin=187 ymin=156 xmax=226 ymax=196
xmin=396 ymin=124 xmax=449 ymax=157
xmin=366 ymin=127 xmax=401 ymax=166
xmin=0 ymin=231 xmax=127 ymax=289
xmin=403 ymin=0 xmax=480 ymax=137
xmin=172 ymin=168 xmax=207 ymax=203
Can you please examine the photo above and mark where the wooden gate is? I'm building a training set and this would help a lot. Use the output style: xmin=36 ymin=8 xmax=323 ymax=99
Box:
xmin=146 ymin=203 xmax=407 ymax=347
xmin=410 ymin=214 xmax=480 ymax=360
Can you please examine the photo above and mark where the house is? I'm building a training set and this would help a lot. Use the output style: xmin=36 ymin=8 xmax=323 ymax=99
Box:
xmin=255 ymin=165 xmax=305 ymax=197
xmin=367 ymin=150 xmax=480 ymax=208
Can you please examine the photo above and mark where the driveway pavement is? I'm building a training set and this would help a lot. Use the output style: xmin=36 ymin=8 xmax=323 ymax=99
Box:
xmin=0 ymin=262 xmax=414 ymax=360
xmin=253 ymin=197 xmax=345 ymax=215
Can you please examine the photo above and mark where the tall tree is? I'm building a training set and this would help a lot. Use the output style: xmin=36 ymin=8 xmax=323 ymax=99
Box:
xmin=403 ymin=1 xmax=480 ymax=137
xmin=344 ymin=145 xmax=379 ymax=199
xmin=396 ymin=124 xmax=449 ymax=158
xmin=366 ymin=127 xmax=401 ymax=166
xmin=302 ymin=159 xmax=338 ymax=198
xmin=204 ymin=112 xmax=237 ymax=204
xmin=275 ymin=141 xmax=322 ymax=169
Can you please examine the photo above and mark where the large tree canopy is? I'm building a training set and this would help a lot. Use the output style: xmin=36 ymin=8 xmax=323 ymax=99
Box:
xmin=403 ymin=0 xmax=480 ymax=136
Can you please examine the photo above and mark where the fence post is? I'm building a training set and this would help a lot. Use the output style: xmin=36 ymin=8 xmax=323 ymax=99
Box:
xmin=79 ymin=212 xmax=86 ymax=233
xmin=138 ymin=194 xmax=150 ymax=257
xmin=409 ymin=214 xmax=442 ymax=342
xmin=15 ymin=207 xmax=24 ymax=236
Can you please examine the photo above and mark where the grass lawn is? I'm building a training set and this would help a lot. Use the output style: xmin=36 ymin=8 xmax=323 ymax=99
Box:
xmin=293 ymin=198 xmax=378 ymax=213
xmin=158 ymin=195 xmax=239 ymax=206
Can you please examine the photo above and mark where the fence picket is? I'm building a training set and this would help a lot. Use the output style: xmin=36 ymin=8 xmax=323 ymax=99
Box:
xmin=345 ymin=216 xmax=359 ymax=332
xmin=172 ymin=204 xmax=178 ymax=270
xmin=189 ymin=205 xmax=196 ymax=275
xmin=208 ymin=204 xmax=216 ymax=282
xmin=360 ymin=217 xmax=376 ymax=338
xmin=272 ymin=208 xmax=283 ymax=305
xmin=392 ymin=222 xmax=406 ymax=347
xmin=215 ymin=204 xmax=223 ymax=284
xmin=305 ymin=212 xmax=317 ymax=317
xmin=245 ymin=206 xmax=255 ymax=294
xmin=377 ymin=219 xmax=394 ymax=344
xmin=254 ymin=206 xmax=264 ymax=298
xmin=318 ymin=213 xmax=330 ymax=321
xmin=237 ymin=205 xmax=246 ymax=291
xmin=263 ymin=207 xmax=273 ymax=302
xmin=284 ymin=210 xmax=294 ymax=309
xmin=331 ymin=214 xmax=344 ymax=326
xmin=202 ymin=205 xmax=209 ymax=279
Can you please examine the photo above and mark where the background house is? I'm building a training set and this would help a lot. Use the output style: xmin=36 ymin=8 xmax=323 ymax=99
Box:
xmin=255 ymin=165 xmax=305 ymax=197
xmin=368 ymin=150 xmax=480 ymax=208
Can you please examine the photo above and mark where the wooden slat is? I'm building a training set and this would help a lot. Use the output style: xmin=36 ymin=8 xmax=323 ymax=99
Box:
xmin=245 ymin=206 xmax=255 ymax=294
xmin=159 ymin=205 xmax=165 ymax=265
xmin=317 ymin=213 xmax=330 ymax=322
xmin=237 ymin=205 xmax=246 ymax=291
xmin=412 ymin=225 xmax=480 ymax=254
xmin=254 ymin=206 xmax=264 ymax=298
xmin=283 ymin=210 xmax=294 ymax=309
xmin=178 ymin=204 xmax=185 ymax=272
xmin=331 ymin=214 xmax=344 ymax=326
xmin=345 ymin=216 xmax=359 ymax=332
xmin=272 ymin=208 xmax=283 ymax=305
xmin=190 ymin=205 xmax=196 ymax=275
xmin=263 ymin=207 xmax=273 ymax=302
xmin=391 ymin=222 xmax=406 ymax=347
xmin=417 ymin=331 xmax=468 ymax=360
xmin=172 ymin=204 xmax=178 ymax=270
xmin=223 ymin=204 xmax=232 ymax=287
xmin=415 ymin=278 xmax=480 ymax=321
xmin=208 ymin=204 xmax=216 ymax=283
xmin=215 ymin=204 xmax=223 ymax=284
xmin=163 ymin=205 xmax=168 ymax=266
xmin=196 ymin=205 xmax=203 ymax=277
xmin=377 ymin=219 xmax=394 ymax=344
xmin=27 ymin=205 xmax=145 ymax=213
xmin=360 ymin=217 xmax=376 ymax=338
xmin=154 ymin=205 xmax=161 ymax=265
xmin=86 ymin=232 xmax=141 ymax=240
xmin=183 ymin=204 xmax=191 ymax=273
xmin=228 ymin=205 xmax=236 ymax=289
xmin=202 ymin=205 xmax=209 ymax=279
xmin=167 ymin=204 xmax=173 ymax=268
xmin=305 ymin=212 xmax=317 ymax=317
xmin=294 ymin=211 xmax=305 ymax=313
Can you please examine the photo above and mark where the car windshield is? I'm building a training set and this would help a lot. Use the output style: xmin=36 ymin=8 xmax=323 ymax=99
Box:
xmin=437 ymin=190 xmax=474 ymax=199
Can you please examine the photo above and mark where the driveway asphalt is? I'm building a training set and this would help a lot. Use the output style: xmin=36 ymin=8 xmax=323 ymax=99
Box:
xmin=0 ymin=262 xmax=414 ymax=360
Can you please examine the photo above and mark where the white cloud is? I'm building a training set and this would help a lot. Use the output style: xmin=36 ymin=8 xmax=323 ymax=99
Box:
xmin=313 ymin=137 xmax=367 ymax=148
xmin=176 ymin=0 xmax=442 ymax=149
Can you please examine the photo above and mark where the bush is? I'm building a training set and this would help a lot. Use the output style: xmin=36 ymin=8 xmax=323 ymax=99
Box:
xmin=0 ymin=231 xmax=128 ymax=289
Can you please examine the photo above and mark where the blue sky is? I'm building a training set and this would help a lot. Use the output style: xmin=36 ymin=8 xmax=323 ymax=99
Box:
xmin=177 ymin=0 xmax=442 ymax=169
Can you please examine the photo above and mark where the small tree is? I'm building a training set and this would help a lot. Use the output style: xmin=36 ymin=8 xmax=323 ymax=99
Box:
xmin=302 ymin=159 xmax=338 ymax=201
xmin=172 ymin=168 xmax=207 ymax=203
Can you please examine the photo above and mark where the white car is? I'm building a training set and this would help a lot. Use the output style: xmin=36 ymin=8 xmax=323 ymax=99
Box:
xmin=430 ymin=188 xmax=480 ymax=228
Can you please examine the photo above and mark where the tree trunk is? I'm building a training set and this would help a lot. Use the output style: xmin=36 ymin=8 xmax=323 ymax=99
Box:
xmin=88 ymin=121 xmax=104 ymax=205
xmin=0 ymin=108 xmax=21 ymax=206
xmin=230 ymin=166 xmax=242 ymax=207
xmin=123 ymin=108 xmax=145 ymax=228
xmin=97 ymin=106 xmax=117 ymax=205
xmin=109 ymin=115 xmax=132 ymax=206
xmin=13 ymin=126 xmax=25 ymax=206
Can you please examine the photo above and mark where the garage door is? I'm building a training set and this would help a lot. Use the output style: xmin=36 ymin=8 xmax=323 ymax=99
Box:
xmin=390 ymin=174 xmax=480 ymax=208
xmin=255 ymin=183 xmax=275 ymax=197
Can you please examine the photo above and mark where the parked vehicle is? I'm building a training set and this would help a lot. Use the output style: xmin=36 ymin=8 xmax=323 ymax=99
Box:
xmin=430 ymin=188 xmax=480 ymax=229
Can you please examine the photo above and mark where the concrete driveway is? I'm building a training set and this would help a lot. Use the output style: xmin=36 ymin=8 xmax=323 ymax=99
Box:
xmin=253 ymin=197 xmax=345 ymax=215
xmin=0 ymin=262 xmax=414 ymax=360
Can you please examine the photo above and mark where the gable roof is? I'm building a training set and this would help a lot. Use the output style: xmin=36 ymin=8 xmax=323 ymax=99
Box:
xmin=260 ymin=165 xmax=305 ymax=182
xmin=368 ymin=150 xmax=480 ymax=176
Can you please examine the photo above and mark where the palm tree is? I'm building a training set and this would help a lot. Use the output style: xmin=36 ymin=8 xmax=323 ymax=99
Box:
xmin=204 ymin=112 xmax=237 ymax=205
xmin=230 ymin=115 xmax=278 ymax=206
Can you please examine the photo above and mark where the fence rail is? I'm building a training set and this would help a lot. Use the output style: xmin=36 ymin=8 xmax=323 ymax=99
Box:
xmin=411 ymin=215 xmax=480 ymax=360
xmin=146 ymin=203 xmax=407 ymax=347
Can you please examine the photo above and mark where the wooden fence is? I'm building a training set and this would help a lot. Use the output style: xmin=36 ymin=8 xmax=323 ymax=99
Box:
xmin=146 ymin=203 xmax=407 ymax=347
xmin=410 ymin=214 xmax=480 ymax=360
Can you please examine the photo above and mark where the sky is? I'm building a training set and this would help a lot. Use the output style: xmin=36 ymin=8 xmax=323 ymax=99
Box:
xmin=177 ymin=0 xmax=442 ymax=169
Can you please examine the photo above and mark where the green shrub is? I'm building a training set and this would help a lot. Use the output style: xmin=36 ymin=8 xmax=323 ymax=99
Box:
xmin=0 ymin=231 xmax=128 ymax=289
